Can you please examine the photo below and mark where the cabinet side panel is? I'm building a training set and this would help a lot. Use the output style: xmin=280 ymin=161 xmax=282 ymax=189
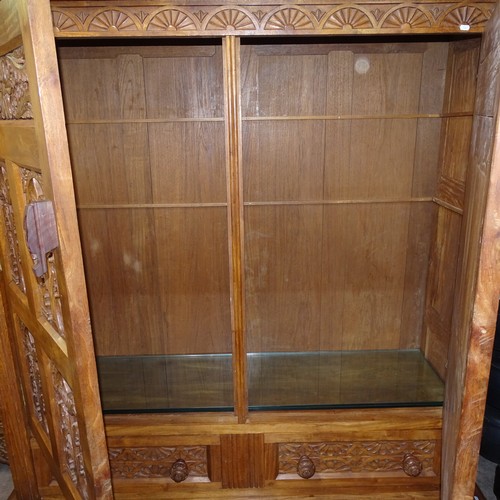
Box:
xmin=422 ymin=39 xmax=481 ymax=379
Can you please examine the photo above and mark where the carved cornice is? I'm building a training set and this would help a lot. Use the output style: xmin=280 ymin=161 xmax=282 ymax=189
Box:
xmin=52 ymin=2 xmax=495 ymax=36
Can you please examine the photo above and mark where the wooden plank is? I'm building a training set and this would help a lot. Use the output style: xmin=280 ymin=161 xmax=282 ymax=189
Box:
xmin=325 ymin=118 xmax=417 ymax=200
xmin=220 ymin=434 xmax=265 ymax=488
xmin=243 ymin=120 xmax=325 ymax=202
xmin=320 ymin=204 xmax=410 ymax=350
xmin=351 ymin=51 xmax=422 ymax=116
xmin=436 ymin=175 xmax=466 ymax=211
xmin=103 ymin=406 xmax=442 ymax=436
xmin=442 ymin=39 xmax=481 ymax=115
xmin=154 ymin=207 xmax=232 ymax=355
xmin=149 ymin=122 xmax=226 ymax=204
xmin=400 ymin=203 xmax=436 ymax=348
xmin=423 ymin=206 xmax=463 ymax=377
xmin=144 ymin=47 xmax=224 ymax=119
xmin=0 ymin=121 xmax=38 ymax=166
xmin=241 ymin=44 xmax=327 ymax=117
xmin=438 ymin=117 xmax=474 ymax=183
xmin=245 ymin=205 xmax=322 ymax=352
xmin=223 ymin=36 xmax=247 ymax=422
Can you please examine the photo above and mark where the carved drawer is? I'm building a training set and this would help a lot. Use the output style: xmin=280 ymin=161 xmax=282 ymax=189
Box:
xmin=108 ymin=445 xmax=209 ymax=483
xmin=276 ymin=440 xmax=439 ymax=480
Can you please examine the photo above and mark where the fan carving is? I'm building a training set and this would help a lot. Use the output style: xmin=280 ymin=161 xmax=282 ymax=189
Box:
xmin=148 ymin=9 xmax=197 ymax=31
xmin=206 ymin=9 xmax=256 ymax=30
xmin=442 ymin=6 xmax=488 ymax=28
xmin=88 ymin=10 xmax=138 ymax=31
xmin=323 ymin=7 xmax=373 ymax=29
xmin=52 ymin=11 xmax=80 ymax=32
xmin=382 ymin=7 xmax=432 ymax=29
xmin=265 ymin=8 xmax=315 ymax=30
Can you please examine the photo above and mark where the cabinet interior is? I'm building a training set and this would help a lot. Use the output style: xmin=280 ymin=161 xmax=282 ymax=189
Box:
xmin=57 ymin=34 xmax=480 ymax=414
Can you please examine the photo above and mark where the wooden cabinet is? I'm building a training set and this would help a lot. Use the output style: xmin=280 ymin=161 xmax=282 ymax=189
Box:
xmin=0 ymin=0 xmax=499 ymax=498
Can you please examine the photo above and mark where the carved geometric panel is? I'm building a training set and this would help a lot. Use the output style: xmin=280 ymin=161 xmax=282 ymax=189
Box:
xmin=0 ymin=46 xmax=32 ymax=120
xmin=20 ymin=167 xmax=65 ymax=338
xmin=108 ymin=446 xmax=208 ymax=479
xmin=19 ymin=320 xmax=49 ymax=434
xmin=52 ymin=367 xmax=89 ymax=497
xmin=278 ymin=440 xmax=436 ymax=476
xmin=0 ymin=162 xmax=26 ymax=293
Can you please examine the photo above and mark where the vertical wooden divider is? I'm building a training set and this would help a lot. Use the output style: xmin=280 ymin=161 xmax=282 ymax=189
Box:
xmin=223 ymin=36 xmax=247 ymax=423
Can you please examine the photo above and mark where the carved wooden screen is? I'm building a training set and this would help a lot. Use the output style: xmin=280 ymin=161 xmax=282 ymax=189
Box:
xmin=0 ymin=1 xmax=112 ymax=498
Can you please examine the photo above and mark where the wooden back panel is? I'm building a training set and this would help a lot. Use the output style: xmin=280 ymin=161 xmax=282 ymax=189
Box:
xmin=241 ymin=41 xmax=447 ymax=352
xmin=59 ymin=43 xmax=232 ymax=356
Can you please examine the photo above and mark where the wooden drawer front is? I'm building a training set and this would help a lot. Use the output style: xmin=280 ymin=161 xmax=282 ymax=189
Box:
xmin=108 ymin=446 xmax=208 ymax=482
xmin=277 ymin=440 xmax=438 ymax=479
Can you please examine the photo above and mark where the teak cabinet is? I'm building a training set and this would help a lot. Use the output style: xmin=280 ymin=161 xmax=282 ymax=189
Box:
xmin=0 ymin=0 xmax=499 ymax=498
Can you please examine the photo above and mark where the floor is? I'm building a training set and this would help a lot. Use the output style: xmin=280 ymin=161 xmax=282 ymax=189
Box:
xmin=477 ymin=456 xmax=498 ymax=500
xmin=0 ymin=456 xmax=496 ymax=498
xmin=0 ymin=464 xmax=13 ymax=500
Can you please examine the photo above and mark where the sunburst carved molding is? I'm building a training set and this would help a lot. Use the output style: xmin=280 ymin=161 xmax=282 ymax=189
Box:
xmin=52 ymin=2 xmax=494 ymax=36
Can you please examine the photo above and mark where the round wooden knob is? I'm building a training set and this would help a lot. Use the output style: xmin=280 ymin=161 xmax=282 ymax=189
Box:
xmin=170 ymin=459 xmax=189 ymax=483
xmin=297 ymin=455 xmax=316 ymax=479
xmin=402 ymin=453 xmax=423 ymax=477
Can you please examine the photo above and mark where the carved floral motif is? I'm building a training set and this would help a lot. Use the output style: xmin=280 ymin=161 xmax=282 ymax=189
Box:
xmin=53 ymin=367 xmax=89 ymax=497
xmin=51 ymin=2 xmax=494 ymax=35
xmin=19 ymin=321 xmax=49 ymax=434
xmin=108 ymin=446 xmax=208 ymax=479
xmin=21 ymin=168 xmax=65 ymax=338
xmin=0 ymin=163 xmax=25 ymax=292
xmin=0 ymin=47 xmax=32 ymax=120
xmin=279 ymin=440 xmax=436 ymax=475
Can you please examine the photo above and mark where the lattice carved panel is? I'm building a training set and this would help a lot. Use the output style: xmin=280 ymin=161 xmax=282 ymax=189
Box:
xmin=108 ymin=446 xmax=208 ymax=479
xmin=52 ymin=367 xmax=89 ymax=497
xmin=18 ymin=320 xmax=49 ymax=434
xmin=278 ymin=440 xmax=436 ymax=475
xmin=52 ymin=2 xmax=495 ymax=36
xmin=0 ymin=162 xmax=25 ymax=292
xmin=0 ymin=46 xmax=32 ymax=120
xmin=20 ymin=167 xmax=65 ymax=338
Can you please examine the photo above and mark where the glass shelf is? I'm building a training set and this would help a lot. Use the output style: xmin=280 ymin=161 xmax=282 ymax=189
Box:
xmin=97 ymin=349 xmax=443 ymax=414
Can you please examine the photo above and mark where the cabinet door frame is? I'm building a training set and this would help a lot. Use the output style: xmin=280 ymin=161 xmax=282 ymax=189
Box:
xmin=0 ymin=0 xmax=112 ymax=497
